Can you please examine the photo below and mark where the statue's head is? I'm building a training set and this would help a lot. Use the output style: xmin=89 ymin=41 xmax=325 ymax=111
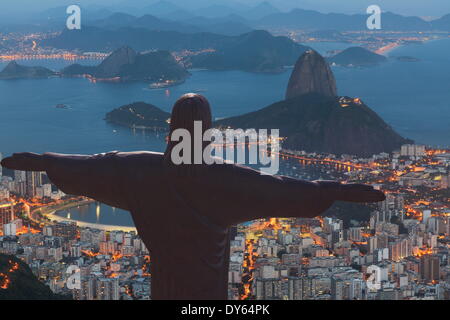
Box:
xmin=164 ymin=93 xmax=213 ymax=168
xmin=169 ymin=93 xmax=212 ymax=136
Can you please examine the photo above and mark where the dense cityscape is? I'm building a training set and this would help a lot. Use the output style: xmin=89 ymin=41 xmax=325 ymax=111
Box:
xmin=1 ymin=142 xmax=449 ymax=300
xmin=1 ymin=28 xmax=448 ymax=63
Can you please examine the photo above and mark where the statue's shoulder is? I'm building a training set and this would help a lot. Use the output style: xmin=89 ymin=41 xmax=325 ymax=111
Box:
xmin=206 ymin=159 xmax=261 ymax=177
xmin=115 ymin=151 xmax=164 ymax=165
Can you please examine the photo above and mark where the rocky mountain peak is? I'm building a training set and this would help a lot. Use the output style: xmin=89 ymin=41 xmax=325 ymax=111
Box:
xmin=285 ymin=50 xmax=337 ymax=99
xmin=3 ymin=61 xmax=21 ymax=71
xmin=96 ymin=46 xmax=137 ymax=78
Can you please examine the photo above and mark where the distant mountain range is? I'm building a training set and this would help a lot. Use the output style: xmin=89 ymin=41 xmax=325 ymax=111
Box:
xmin=79 ymin=7 xmax=450 ymax=34
xmin=4 ymin=1 xmax=450 ymax=34
xmin=432 ymin=14 xmax=450 ymax=30
xmin=141 ymin=0 xmax=188 ymax=18
xmin=82 ymin=2 xmax=450 ymax=32
xmin=93 ymin=1 xmax=279 ymax=21
xmin=254 ymin=9 xmax=438 ymax=31
xmin=0 ymin=61 xmax=56 ymax=79
xmin=62 ymin=46 xmax=189 ymax=82
xmin=191 ymin=1 xmax=280 ymax=20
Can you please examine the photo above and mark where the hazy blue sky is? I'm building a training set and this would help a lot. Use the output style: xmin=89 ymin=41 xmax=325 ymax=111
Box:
xmin=0 ymin=0 xmax=448 ymax=18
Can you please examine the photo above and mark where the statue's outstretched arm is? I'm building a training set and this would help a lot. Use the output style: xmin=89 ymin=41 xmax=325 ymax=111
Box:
xmin=1 ymin=152 xmax=131 ymax=210
xmin=214 ymin=164 xmax=385 ymax=226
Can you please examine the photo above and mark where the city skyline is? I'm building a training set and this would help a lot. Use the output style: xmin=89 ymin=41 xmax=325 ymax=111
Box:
xmin=1 ymin=142 xmax=449 ymax=300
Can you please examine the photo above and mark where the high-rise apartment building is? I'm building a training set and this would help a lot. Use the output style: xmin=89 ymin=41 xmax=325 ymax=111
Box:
xmin=26 ymin=171 xmax=43 ymax=198
xmin=0 ymin=201 xmax=14 ymax=229
xmin=420 ymin=255 xmax=440 ymax=283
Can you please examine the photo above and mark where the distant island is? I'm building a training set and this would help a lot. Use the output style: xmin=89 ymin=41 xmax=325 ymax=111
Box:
xmin=395 ymin=56 xmax=421 ymax=62
xmin=89 ymin=12 xmax=253 ymax=36
xmin=105 ymin=101 xmax=171 ymax=130
xmin=62 ymin=46 xmax=190 ymax=84
xmin=0 ymin=47 xmax=190 ymax=85
xmin=328 ymin=47 xmax=388 ymax=67
xmin=0 ymin=61 xmax=56 ymax=80
xmin=216 ymin=93 xmax=411 ymax=157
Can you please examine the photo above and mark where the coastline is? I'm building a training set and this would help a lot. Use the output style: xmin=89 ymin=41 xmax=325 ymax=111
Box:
xmin=375 ymin=42 xmax=403 ymax=56
xmin=45 ymin=212 xmax=137 ymax=233
xmin=106 ymin=119 xmax=169 ymax=131
xmin=36 ymin=199 xmax=137 ymax=233
xmin=380 ymin=37 xmax=442 ymax=57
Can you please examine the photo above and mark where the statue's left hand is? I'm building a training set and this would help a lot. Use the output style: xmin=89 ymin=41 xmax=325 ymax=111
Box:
xmin=1 ymin=152 xmax=47 ymax=171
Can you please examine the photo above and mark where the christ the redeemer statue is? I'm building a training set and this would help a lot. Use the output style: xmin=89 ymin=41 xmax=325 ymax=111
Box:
xmin=1 ymin=93 xmax=385 ymax=300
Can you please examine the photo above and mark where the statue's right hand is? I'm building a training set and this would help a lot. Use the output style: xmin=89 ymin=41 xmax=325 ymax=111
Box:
xmin=336 ymin=183 xmax=386 ymax=203
xmin=0 ymin=152 xmax=47 ymax=172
